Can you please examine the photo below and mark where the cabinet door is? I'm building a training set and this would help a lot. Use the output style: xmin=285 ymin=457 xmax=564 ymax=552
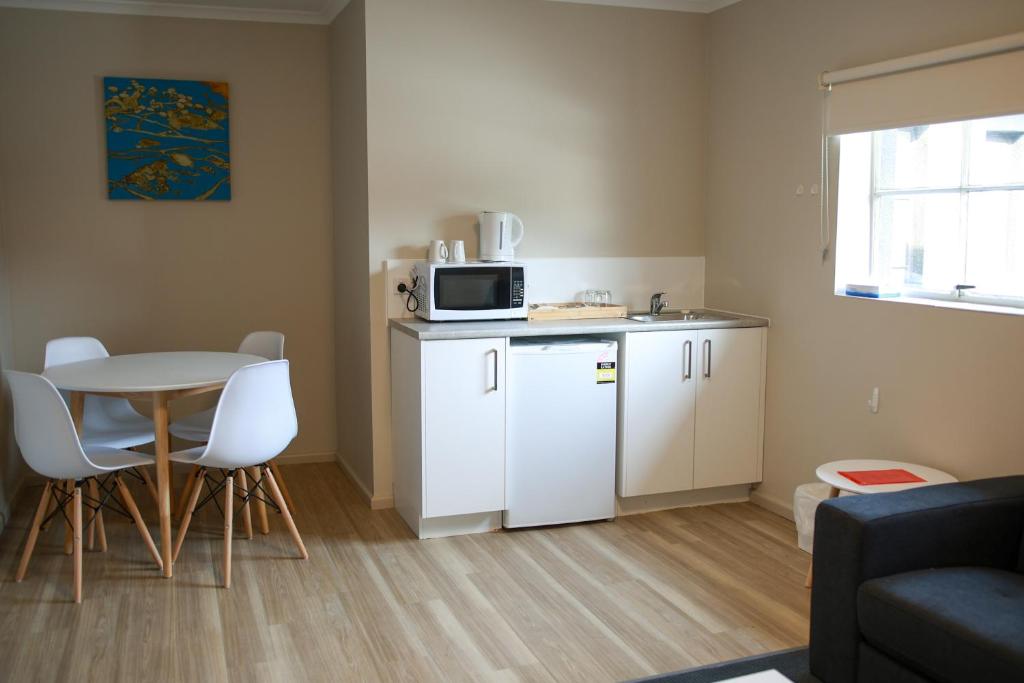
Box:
xmin=693 ymin=328 xmax=765 ymax=489
xmin=421 ymin=338 xmax=506 ymax=518
xmin=618 ymin=330 xmax=698 ymax=497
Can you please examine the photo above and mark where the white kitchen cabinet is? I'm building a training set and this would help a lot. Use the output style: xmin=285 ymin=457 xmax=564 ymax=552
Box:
xmin=617 ymin=327 xmax=766 ymax=497
xmin=693 ymin=328 xmax=766 ymax=489
xmin=617 ymin=330 xmax=698 ymax=497
xmin=391 ymin=330 xmax=507 ymax=538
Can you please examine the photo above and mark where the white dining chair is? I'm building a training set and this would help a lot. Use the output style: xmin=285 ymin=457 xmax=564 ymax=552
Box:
xmin=171 ymin=331 xmax=295 ymax=523
xmin=171 ymin=360 xmax=307 ymax=588
xmin=44 ymin=337 xmax=156 ymax=450
xmin=43 ymin=337 xmax=160 ymax=530
xmin=6 ymin=371 xmax=163 ymax=603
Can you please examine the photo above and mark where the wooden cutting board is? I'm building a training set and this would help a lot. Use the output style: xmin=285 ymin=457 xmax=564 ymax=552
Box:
xmin=527 ymin=302 xmax=628 ymax=321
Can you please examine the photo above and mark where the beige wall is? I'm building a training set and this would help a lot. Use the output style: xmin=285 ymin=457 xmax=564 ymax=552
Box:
xmin=330 ymin=0 xmax=374 ymax=494
xmin=0 ymin=198 xmax=22 ymax=532
xmin=364 ymin=0 xmax=708 ymax=500
xmin=706 ymin=0 xmax=1024 ymax=516
xmin=0 ymin=9 xmax=336 ymax=460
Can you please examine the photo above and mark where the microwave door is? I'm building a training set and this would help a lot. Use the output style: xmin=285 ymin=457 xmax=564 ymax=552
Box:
xmin=434 ymin=268 xmax=511 ymax=311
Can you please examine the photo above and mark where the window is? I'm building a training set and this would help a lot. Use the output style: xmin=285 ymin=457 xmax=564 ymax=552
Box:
xmin=834 ymin=112 xmax=1024 ymax=308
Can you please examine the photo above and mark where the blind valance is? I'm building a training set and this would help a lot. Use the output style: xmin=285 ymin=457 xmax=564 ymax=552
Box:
xmin=824 ymin=34 xmax=1024 ymax=136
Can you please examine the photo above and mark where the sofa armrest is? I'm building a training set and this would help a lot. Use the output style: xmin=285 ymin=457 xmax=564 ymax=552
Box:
xmin=808 ymin=475 xmax=1024 ymax=683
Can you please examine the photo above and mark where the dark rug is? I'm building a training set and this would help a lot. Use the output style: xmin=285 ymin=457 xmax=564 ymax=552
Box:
xmin=629 ymin=647 xmax=819 ymax=683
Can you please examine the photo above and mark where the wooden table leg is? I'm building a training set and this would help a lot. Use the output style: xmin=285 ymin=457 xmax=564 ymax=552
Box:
xmin=66 ymin=393 xmax=86 ymax=556
xmin=805 ymin=486 xmax=841 ymax=589
xmin=152 ymin=392 xmax=173 ymax=578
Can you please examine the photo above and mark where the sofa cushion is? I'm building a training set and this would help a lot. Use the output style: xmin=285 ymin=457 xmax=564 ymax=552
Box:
xmin=858 ymin=567 xmax=1024 ymax=683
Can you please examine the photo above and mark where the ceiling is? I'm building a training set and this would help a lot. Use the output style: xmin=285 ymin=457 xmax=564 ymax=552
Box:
xmin=0 ymin=0 xmax=742 ymax=25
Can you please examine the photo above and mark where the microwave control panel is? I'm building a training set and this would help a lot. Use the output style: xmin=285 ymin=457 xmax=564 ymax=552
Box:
xmin=512 ymin=269 xmax=525 ymax=306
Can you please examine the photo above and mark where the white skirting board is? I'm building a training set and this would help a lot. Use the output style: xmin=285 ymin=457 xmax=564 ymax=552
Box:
xmin=335 ymin=453 xmax=394 ymax=510
xmin=275 ymin=451 xmax=337 ymax=465
xmin=615 ymin=484 xmax=753 ymax=516
xmin=409 ymin=511 xmax=503 ymax=539
xmin=749 ymin=489 xmax=796 ymax=522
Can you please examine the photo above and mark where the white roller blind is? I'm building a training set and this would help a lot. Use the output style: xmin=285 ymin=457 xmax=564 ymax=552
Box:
xmin=825 ymin=40 xmax=1024 ymax=136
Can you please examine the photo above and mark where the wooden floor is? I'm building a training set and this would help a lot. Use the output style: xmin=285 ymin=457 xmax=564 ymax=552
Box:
xmin=0 ymin=463 xmax=809 ymax=682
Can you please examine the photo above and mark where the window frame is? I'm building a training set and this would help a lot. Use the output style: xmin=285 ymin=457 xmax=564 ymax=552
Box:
xmin=852 ymin=116 xmax=1024 ymax=310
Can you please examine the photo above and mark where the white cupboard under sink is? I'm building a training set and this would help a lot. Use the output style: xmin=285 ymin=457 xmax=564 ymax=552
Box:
xmin=617 ymin=327 xmax=766 ymax=498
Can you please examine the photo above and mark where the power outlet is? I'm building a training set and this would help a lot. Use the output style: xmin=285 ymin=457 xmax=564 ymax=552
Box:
xmin=391 ymin=276 xmax=411 ymax=296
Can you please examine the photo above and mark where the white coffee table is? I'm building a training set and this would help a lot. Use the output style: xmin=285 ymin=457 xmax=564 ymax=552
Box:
xmin=805 ymin=459 xmax=957 ymax=587
xmin=717 ymin=670 xmax=790 ymax=682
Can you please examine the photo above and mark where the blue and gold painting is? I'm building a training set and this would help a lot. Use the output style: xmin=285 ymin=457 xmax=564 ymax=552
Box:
xmin=104 ymin=77 xmax=231 ymax=200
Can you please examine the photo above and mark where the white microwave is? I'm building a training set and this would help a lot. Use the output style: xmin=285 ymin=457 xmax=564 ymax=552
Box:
xmin=412 ymin=261 xmax=527 ymax=321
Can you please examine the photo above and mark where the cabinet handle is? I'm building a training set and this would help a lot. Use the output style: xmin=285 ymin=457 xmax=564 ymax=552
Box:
xmin=703 ymin=339 xmax=711 ymax=379
xmin=683 ymin=340 xmax=692 ymax=380
xmin=488 ymin=348 xmax=499 ymax=392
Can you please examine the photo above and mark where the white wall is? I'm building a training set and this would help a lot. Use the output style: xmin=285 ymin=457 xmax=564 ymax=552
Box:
xmin=706 ymin=0 xmax=1024 ymax=516
xmin=364 ymin=0 xmax=709 ymax=501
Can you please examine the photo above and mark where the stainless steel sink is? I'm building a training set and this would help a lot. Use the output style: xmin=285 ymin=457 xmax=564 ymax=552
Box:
xmin=627 ymin=309 xmax=733 ymax=323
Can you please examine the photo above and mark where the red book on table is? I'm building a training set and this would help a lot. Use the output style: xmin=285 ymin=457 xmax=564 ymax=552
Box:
xmin=838 ymin=469 xmax=926 ymax=485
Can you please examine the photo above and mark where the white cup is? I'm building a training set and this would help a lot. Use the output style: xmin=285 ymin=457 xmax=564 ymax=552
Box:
xmin=428 ymin=240 xmax=448 ymax=263
xmin=449 ymin=240 xmax=466 ymax=263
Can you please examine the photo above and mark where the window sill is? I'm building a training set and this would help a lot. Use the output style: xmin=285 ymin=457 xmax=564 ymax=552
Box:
xmin=835 ymin=292 xmax=1024 ymax=318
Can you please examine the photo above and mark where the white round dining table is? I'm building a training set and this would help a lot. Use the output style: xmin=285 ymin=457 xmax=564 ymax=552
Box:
xmin=43 ymin=351 xmax=266 ymax=578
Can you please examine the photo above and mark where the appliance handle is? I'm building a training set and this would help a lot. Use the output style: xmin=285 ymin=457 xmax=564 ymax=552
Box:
xmin=703 ymin=339 xmax=711 ymax=379
xmin=683 ymin=340 xmax=692 ymax=380
xmin=489 ymin=348 xmax=499 ymax=392
xmin=507 ymin=214 xmax=525 ymax=247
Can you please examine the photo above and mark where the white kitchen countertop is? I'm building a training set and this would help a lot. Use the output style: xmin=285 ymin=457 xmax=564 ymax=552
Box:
xmin=389 ymin=309 xmax=769 ymax=341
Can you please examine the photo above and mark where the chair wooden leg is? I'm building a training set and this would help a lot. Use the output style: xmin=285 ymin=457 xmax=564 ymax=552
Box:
xmin=223 ymin=472 xmax=234 ymax=588
xmin=176 ymin=465 xmax=200 ymax=521
xmin=139 ymin=467 xmax=159 ymax=508
xmin=95 ymin=497 xmax=107 ymax=554
xmin=86 ymin=479 xmax=98 ymax=551
xmin=16 ymin=481 xmax=53 ymax=582
xmin=248 ymin=467 xmax=269 ymax=535
xmin=87 ymin=478 xmax=108 ymax=553
xmin=116 ymin=476 xmax=163 ymax=572
xmin=269 ymin=460 xmax=295 ymax=514
xmin=63 ymin=481 xmax=74 ymax=556
xmin=238 ymin=468 xmax=253 ymax=540
xmin=73 ymin=484 xmax=83 ymax=604
xmin=40 ymin=484 xmax=58 ymax=531
xmin=263 ymin=465 xmax=307 ymax=560
xmin=173 ymin=469 xmax=205 ymax=563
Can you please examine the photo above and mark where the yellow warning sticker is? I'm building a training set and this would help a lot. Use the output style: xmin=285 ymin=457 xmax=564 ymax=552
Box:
xmin=597 ymin=361 xmax=616 ymax=384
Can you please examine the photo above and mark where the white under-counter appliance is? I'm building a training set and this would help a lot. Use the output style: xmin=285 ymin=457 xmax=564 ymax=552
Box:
xmin=413 ymin=261 xmax=527 ymax=321
xmin=504 ymin=337 xmax=618 ymax=528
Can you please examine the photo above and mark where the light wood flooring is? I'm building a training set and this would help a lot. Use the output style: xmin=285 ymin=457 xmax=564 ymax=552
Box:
xmin=0 ymin=463 xmax=809 ymax=682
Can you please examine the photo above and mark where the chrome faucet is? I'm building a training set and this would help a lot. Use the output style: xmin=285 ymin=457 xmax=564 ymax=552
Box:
xmin=649 ymin=292 xmax=668 ymax=316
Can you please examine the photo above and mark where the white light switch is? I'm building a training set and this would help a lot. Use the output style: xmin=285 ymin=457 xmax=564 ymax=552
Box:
xmin=868 ymin=387 xmax=879 ymax=414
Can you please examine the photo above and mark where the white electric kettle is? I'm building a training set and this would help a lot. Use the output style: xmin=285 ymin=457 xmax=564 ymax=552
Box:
xmin=478 ymin=211 xmax=524 ymax=262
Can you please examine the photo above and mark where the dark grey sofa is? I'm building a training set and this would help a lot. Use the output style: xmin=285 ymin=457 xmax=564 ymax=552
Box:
xmin=808 ymin=475 xmax=1024 ymax=683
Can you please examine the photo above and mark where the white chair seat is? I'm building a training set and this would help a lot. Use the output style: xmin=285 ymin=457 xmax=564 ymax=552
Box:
xmin=84 ymin=447 xmax=158 ymax=472
xmin=168 ymin=446 xmax=206 ymax=465
xmin=168 ymin=407 xmax=214 ymax=443
xmin=81 ymin=420 xmax=156 ymax=450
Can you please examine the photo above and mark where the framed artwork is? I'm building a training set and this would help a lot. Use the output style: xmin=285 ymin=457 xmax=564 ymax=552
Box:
xmin=104 ymin=77 xmax=231 ymax=200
